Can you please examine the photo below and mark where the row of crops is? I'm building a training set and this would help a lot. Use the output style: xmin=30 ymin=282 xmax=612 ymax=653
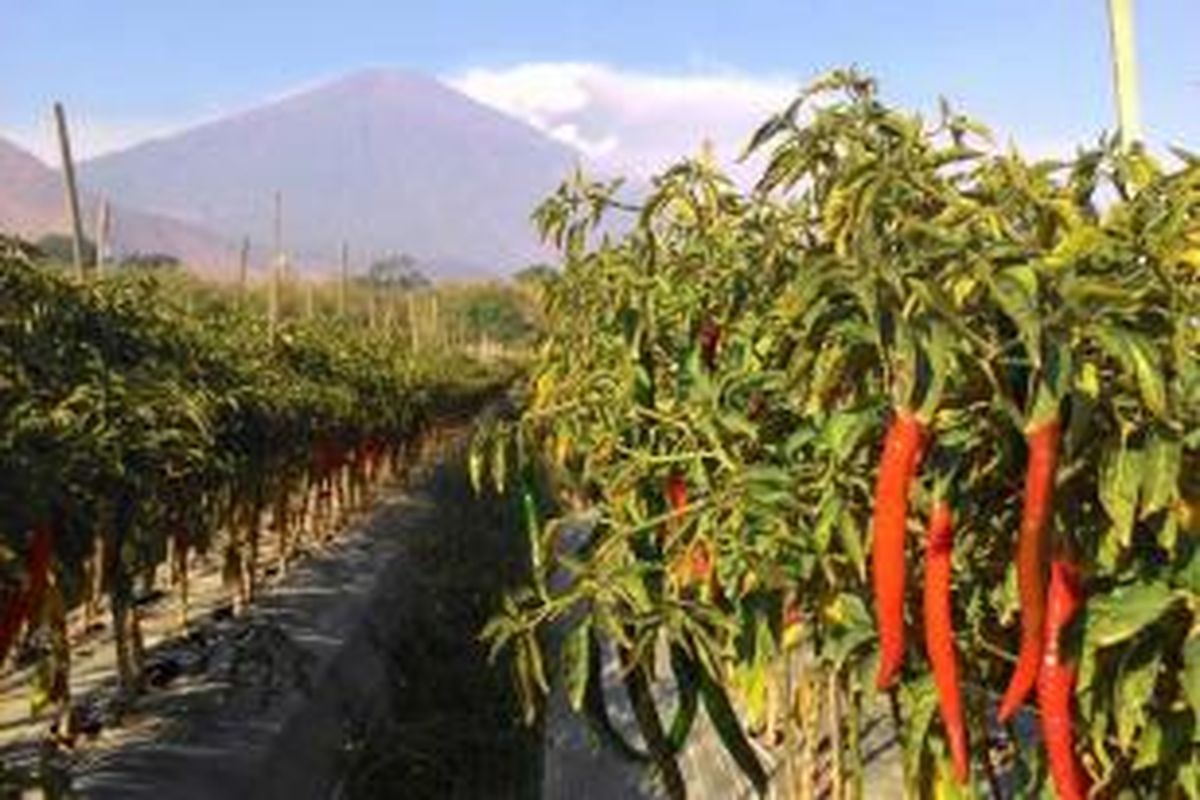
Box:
xmin=0 ymin=235 xmax=515 ymax=715
xmin=476 ymin=72 xmax=1199 ymax=797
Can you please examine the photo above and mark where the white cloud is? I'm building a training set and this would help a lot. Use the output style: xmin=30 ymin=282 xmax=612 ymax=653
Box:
xmin=448 ymin=62 xmax=798 ymax=178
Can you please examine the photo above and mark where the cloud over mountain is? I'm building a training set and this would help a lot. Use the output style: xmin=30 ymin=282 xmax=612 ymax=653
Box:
xmin=449 ymin=62 xmax=798 ymax=177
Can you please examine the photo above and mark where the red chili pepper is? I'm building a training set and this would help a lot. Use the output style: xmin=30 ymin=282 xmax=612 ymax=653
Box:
xmin=1037 ymin=559 xmax=1090 ymax=800
xmin=0 ymin=522 xmax=55 ymax=662
xmin=665 ymin=473 xmax=688 ymax=514
xmin=922 ymin=499 xmax=969 ymax=783
xmin=24 ymin=522 xmax=54 ymax=619
xmin=782 ymin=596 xmax=803 ymax=632
xmin=312 ymin=437 xmax=334 ymax=476
xmin=689 ymin=538 xmax=713 ymax=583
xmin=659 ymin=472 xmax=689 ymax=548
xmin=671 ymin=539 xmax=723 ymax=599
xmin=999 ymin=416 xmax=1060 ymax=722
xmin=0 ymin=586 xmax=25 ymax=662
xmin=747 ymin=391 xmax=766 ymax=422
xmin=698 ymin=319 xmax=721 ymax=371
xmin=871 ymin=409 xmax=926 ymax=690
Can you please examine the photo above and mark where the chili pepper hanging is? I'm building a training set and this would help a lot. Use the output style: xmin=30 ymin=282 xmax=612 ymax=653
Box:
xmin=871 ymin=409 xmax=926 ymax=690
xmin=1037 ymin=559 xmax=1090 ymax=800
xmin=922 ymin=499 xmax=969 ymax=783
xmin=999 ymin=415 xmax=1060 ymax=722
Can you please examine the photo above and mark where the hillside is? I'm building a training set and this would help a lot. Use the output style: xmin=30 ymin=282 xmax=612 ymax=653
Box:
xmin=0 ymin=136 xmax=236 ymax=275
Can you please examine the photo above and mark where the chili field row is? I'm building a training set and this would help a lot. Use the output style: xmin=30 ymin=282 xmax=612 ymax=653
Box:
xmin=476 ymin=71 xmax=1199 ymax=798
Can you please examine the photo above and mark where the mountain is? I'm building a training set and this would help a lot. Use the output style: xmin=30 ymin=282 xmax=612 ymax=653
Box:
xmin=0 ymin=136 xmax=236 ymax=274
xmin=79 ymin=69 xmax=579 ymax=277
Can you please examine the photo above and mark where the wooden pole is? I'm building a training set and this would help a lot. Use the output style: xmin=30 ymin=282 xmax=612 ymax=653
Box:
xmin=407 ymin=292 xmax=419 ymax=352
xmin=430 ymin=293 xmax=440 ymax=348
xmin=1107 ymin=0 xmax=1143 ymax=150
xmin=305 ymin=279 xmax=315 ymax=320
xmin=338 ymin=241 xmax=349 ymax=318
xmin=238 ymin=236 xmax=250 ymax=297
xmin=94 ymin=196 xmax=111 ymax=274
xmin=269 ymin=191 xmax=282 ymax=342
xmin=53 ymin=102 xmax=87 ymax=280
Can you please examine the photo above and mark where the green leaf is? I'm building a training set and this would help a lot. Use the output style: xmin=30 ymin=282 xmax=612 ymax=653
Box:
xmin=734 ymin=659 xmax=770 ymax=731
xmin=1086 ymin=582 xmax=1181 ymax=649
xmin=468 ymin=436 xmax=485 ymax=494
xmin=823 ymin=593 xmax=874 ymax=673
xmin=521 ymin=478 xmax=544 ymax=578
xmin=1183 ymin=632 xmax=1200 ymax=720
xmin=1116 ymin=650 xmax=1160 ymax=748
xmin=698 ymin=665 xmax=770 ymax=797
xmin=1127 ymin=334 xmax=1169 ymax=418
xmin=837 ymin=515 xmax=866 ymax=581
xmin=1140 ymin=433 xmax=1181 ymax=519
xmin=582 ymin=633 xmax=650 ymax=763
xmin=666 ymin=646 xmax=700 ymax=752
xmin=821 ymin=408 xmax=875 ymax=463
xmin=491 ymin=432 xmax=509 ymax=495
xmin=901 ymin=674 xmax=940 ymax=787
xmin=1093 ymin=325 xmax=1169 ymax=418
xmin=620 ymin=659 xmax=685 ymax=796
xmin=1099 ymin=443 xmax=1143 ymax=548
xmin=813 ymin=490 xmax=843 ymax=554
xmin=989 ymin=264 xmax=1041 ymax=362
xmin=1132 ymin=717 xmax=1161 ymax=771
xmin=718 ymin=410 xmax=759 ymax=441
xmin=741 ymin=466 xmax=793 ymax=491
xmin=563 ymin=622 xmax=591 ymax=713
xmin=1182 ymin=762 xmax=1200 ymax=800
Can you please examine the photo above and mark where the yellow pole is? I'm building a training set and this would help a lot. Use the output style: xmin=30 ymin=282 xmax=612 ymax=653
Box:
xmin=1107 ymin=0 xmax=1143 ymax=150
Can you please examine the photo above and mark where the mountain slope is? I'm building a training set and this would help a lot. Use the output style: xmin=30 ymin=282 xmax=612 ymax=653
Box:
xmin=80 ymin=70 xmax=578 ymax=276
xmin=0 ymin=136 xmax=236 ymax=274
xmin=0 ymin=137 xmax=63 ymax=233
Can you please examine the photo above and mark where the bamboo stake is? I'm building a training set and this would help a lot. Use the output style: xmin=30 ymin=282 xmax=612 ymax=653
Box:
xmin=338 ymin=241 xmax=348 ymax=317
xmin=782 ymin=650 xmax=797 ymax=800
xmin=799 ymin=667 xmax=816 ymax=800
xmin=828 ymin=671 xmax=844 ymax=800
xmin=238 ymin=236 xmax=250 ymax=297
xmin=430 ymin=292 xmax=440 ymax=348
xmin=53 ymin=102 xmax=87 ymax=280
xmin=269 ymin=191 xmax=282 ymax=343
xmin=94 ymin=196 xmax=110 ymax=274
xmin=846 ymin=685 xmax=863 ymax=800
xmin=407 ymin=292 xmax=419 ymax=351
xmin=1107 ymin=0 xmax=1143 ymax=150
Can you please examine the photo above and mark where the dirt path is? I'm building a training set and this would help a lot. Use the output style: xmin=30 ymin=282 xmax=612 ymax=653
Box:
xmin=0 ymin=420 xmax=541 ymax=799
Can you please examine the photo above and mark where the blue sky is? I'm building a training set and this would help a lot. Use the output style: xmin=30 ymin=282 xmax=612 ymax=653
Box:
xmin=1 ymin=1 xmax=1197 ymax=172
